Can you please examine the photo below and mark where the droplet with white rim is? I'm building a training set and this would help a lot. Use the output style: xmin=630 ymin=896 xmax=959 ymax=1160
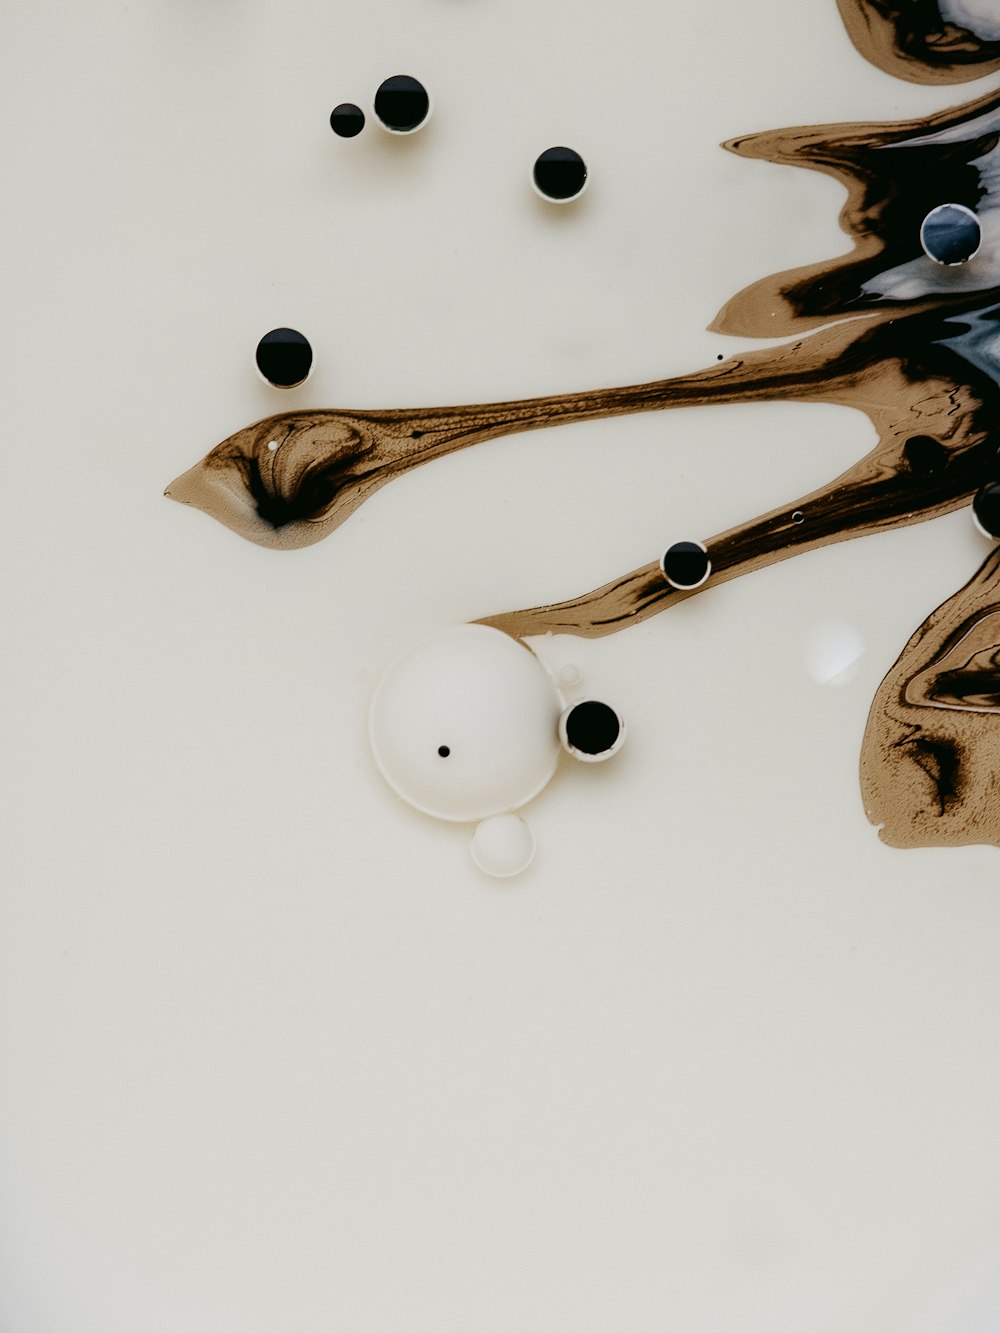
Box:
xmin=471 ymin=815 xmax=536 ymax=878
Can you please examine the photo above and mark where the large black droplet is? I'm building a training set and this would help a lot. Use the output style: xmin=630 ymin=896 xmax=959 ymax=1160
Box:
xmin=562 ymin=701 xmax=622 ymax=758
xmin=533 ymin=147 xmax=587 ymax=201
xmin=330 ymin=103 xmax=365 ymax=138
xmin=661 ymin=541 xmax=711 ymax=590
xmin=373 ymin=75 xmax=430 ymax=133
xmin=904 ymin=435 xmax=948 ymax=477
xmin=973 ymin=482 xmax=1000 ymax=538
xmin=920 ymin=204 xmax=982 ymax=266
xmin=255 ymin=328 xmax=313 ymax=389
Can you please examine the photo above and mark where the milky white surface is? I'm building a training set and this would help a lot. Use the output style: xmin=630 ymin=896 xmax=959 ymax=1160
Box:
xmin=3 ymin=3 xmax=1000 ymax=1332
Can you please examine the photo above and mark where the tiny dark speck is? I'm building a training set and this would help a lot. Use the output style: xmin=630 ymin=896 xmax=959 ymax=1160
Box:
xmin=438 ymin=745 xmax=451 ymax=758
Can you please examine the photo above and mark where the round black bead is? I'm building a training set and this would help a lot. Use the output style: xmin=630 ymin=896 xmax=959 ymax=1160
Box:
xmin=330 ymin=103 xmax=365 ymax=138
xmin=373 ymin=75 xmax=430 ymax=133
xmin=904 ymin=435 xmax=948 ymax=477
xmin=973 ymin=482 xmax=1000 ymax=538
xmin=920 ymin=204 xmax=982 ymax=266
xmin=437 ymin=745 xmax=451 ymax=758
xmin=661 ymin=541 xmax=711 ymax=590
xmin=562 ymin=701 xmax=622 ymax=758
xmin=533 ymin=146 xmax=587 ymax=201
xmin=255 ymin=328 xmax=313 ymax=389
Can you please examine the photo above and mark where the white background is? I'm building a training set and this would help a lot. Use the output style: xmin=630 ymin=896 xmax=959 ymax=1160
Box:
xmin=3 ymin=2 xmax=1000 ymax=1330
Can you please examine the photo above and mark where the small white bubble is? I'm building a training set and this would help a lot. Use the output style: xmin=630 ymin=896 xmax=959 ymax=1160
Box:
xmin=267 ymin=440 xmax=279 ymax=451
xmin=557 ymin=663 xmax=582 ymax=689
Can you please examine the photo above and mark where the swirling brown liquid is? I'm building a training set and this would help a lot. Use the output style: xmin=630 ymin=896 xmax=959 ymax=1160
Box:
xmin=165 ymin=0 xmax=1000 ymax=849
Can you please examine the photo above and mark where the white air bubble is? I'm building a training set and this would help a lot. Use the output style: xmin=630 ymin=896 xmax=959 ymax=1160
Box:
xmin=471 ymin=815 xmax=536 ymax=878
xmin=267 ymin=440 xmax=279 ymax=451
xmin=369 ymin=625 xmax=561 ymax=822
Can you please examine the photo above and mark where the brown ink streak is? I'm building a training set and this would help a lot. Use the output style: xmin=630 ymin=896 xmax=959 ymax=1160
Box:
xmin=837 ymin=0 xmax=1000 ymax=84
xmin=481 ymin=303 xmax=1000 ymax=637
xmin=714 ymin=87 xmax=1000 ymax=336
xmin=861 ymin=548 xmax=1000 ymax=847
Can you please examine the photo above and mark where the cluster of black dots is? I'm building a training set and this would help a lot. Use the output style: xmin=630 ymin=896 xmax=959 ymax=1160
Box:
xmin=254 ymin=76 xmax=590 ymax=389
xmin=330 ymin=74 xmax=588 ymax=204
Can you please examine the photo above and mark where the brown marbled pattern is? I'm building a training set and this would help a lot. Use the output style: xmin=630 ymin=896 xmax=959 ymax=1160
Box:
xmin=861 ymin=548 xmax=1000 ymax=847
xmin=836 ymin=0 xmax=1000 ymax=84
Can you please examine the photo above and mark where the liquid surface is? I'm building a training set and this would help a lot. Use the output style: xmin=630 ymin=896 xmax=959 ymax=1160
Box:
xmin=166 ymin=0 xmax=1000 ymax=850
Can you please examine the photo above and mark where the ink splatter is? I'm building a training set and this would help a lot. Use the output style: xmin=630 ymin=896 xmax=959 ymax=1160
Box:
xmin=166 ymin=0 xmax=1000 ymax=852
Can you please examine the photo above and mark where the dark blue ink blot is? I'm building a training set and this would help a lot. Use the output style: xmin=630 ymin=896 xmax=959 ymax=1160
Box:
xmin=920 ymin=204 xmax=982 ymax=266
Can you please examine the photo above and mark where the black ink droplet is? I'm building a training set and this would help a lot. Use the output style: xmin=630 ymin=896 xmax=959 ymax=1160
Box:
xmin=562 ymin=701 xmax=622 ymax=758
xmin=661 ymin=541 xmax=711 ymax=590
xmin=904 ymin=435 xmax=947 ymax=477
xmin=330 ymin=103 xmax=365 ymax=138
xmin=373 ymin=75 xmax=430 ymax=133
xmin=533 ymin=147 xmax=587 ymax=202
xmin=437 ymin=745 xmax=451 ymax=758
xmin=973 ymin=482 xmax=1000 ymax=538
xmin=920 ymin=204 xmax=982 ymax=266
xmin=255 ymin=328 xmax=313 ymax=389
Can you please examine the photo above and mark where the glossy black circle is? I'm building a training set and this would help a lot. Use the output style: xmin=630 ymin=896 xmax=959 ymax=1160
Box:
xmin=973 ymin=482 xmax=1000 ymax=538
xmin=533 ymin=146 xmax=587 ymax=201
xmin=330 ymin=103 xmax=365 ymax=138
xmin=255 ymin=328 xmax=313 ymax=389
xmin=437 ymin=745 xmax=451 ymax=758
xmin=562 ymin=701 xmax=622 ymax=758
xmin=920 ymin=204 xmax=982 ymax=266
xmin=373 ymin=75 xmax=430 ymax=133
xmin=661 ymin=541 xmax=711 ymax=590
xmin=904 ymin=435 xmax=947 ymax=477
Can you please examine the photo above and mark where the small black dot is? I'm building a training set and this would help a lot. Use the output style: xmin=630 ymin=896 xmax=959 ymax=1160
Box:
xmin=792 ymin=510 xmax=805 ymax=524
xmin=330 ymin=103 xmax=365 ymax=138
xmin=373 ymin=75 xmax=430 ymax=133
xmin=255 ymin=328 xmax=313 ymax=389
xmin=563 ymin=701 xmax=621 ymax=757
xmin=904 ymin=435 xmax=947 ymax=478
xmin=437 ymin=745 xmax=451 ymax=758
xmin=920 ymin=204 xmax=982 ymax=266
xmin=661 ymin=541 xmax=711 ymax=590
xmin=973 ymin=482 xmax=1000 ymax=538
xmin=533 ymin=146 xmax=587 ymax=201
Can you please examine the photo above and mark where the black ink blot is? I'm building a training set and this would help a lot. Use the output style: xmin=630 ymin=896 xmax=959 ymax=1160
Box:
xmin=330 ymin=103 xmax=365 ymax=138
xmin=437 ymin=745 xmax=451 ymax=758
xmin=904 ymin=435 xmax=948 ymax=477
xmin=533 ymin=147 xmax=587 ymax=201
xmin=661 ymin=541 xmax=711 ymax=590
xmin=373 ymin=75 xmax=429 ymax=133
xmin=973 ymin=482 xmax=1000 ymax=537
xmin=563 ymin=701 xmax=621 ymax=757
xmin=255 ymin=329 xmax=313 ymax=389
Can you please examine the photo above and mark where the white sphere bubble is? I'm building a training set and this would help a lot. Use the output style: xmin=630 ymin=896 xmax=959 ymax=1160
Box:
xmin=369 ymin=625 xmax=562 ymax=822
xmin=471 ymin=815 xmax=536 ymax=878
